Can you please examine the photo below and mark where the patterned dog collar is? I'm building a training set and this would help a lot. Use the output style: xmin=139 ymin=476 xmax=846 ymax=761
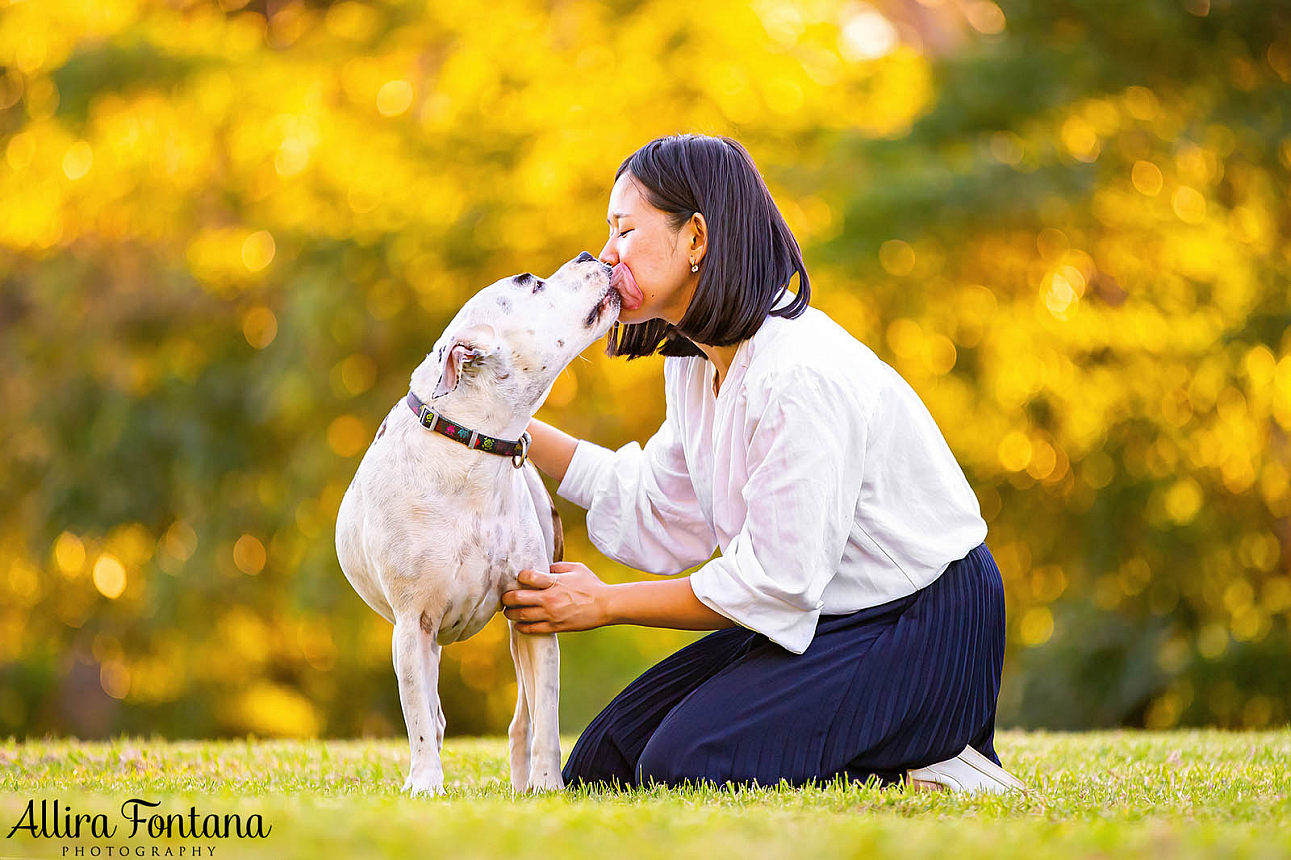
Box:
xmin=405 ymin=391 xmax=531 ymax=468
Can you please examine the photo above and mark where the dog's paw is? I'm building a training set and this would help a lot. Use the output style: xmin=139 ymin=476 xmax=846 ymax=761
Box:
xmin=525 ymin=770 xmax=565 ymax=793
xmin=403 ymin=771 xmax=445 ymax=797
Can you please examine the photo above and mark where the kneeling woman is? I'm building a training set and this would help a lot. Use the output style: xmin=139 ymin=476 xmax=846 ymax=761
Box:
xmin=501 ymin=134 xmax=1026 ymax=794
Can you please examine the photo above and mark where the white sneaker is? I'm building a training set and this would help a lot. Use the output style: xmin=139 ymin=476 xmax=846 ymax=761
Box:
xmin=905 ymin=744 xmax=1028 ymax=794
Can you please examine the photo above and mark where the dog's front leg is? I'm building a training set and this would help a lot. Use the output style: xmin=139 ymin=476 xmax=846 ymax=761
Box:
xmin=506 ymin=619 xmax=532 ymax=792
xmin=514 ymin=630 xmax=563 ymax=792
xmin=436 ymin=700 xmax=447 ymax=751
xmin=393 ymin=613 xmax=444 ymax=797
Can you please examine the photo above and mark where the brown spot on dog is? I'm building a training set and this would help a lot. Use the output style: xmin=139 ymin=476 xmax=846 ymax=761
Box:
xmin=419 ymin=612 xmax=435 ymax=634
xmin=551 ymin=505 xmax=564 ymax=563
xmin=541 ymin=481 xmax=564 ymax=563
xmin=485 ymin=556 xmax=510 ymax=584
xmin=377 ymin=420 xmax=387 ymax=439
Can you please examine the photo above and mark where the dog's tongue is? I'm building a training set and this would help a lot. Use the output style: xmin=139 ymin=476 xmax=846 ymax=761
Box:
xmin=611 ymin=263 xmax=644 ymax=311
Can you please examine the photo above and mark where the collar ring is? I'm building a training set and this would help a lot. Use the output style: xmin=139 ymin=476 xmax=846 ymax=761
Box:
xmin=511 ymin=432 xmax=531 ymax=469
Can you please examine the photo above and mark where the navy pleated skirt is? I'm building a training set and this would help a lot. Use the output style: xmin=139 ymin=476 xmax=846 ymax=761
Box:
xmin=562 ymin=542 xmax=1005 ymax=790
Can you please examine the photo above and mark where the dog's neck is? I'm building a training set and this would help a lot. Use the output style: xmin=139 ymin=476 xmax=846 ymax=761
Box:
xmin=408 ymin=365 xmax=532 ymax=442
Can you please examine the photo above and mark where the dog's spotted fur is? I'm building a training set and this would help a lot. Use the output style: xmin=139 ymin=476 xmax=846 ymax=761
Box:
xmin=335 ymin=254 xmax=616 ymax=797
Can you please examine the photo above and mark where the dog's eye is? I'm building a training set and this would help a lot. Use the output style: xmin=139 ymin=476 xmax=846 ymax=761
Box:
xmin=618 ymin=229 xmax=633 ymax=238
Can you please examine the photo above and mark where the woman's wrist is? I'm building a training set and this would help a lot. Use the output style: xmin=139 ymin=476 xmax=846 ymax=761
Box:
xmin=598 ymin=578 xmax=736 ymax=632
xmin=600 ymin=582 xmax=626 ymax=627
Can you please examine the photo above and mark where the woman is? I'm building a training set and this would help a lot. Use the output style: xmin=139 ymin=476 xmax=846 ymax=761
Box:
xmin=500 ymin=134 xmax=1026 ymax=794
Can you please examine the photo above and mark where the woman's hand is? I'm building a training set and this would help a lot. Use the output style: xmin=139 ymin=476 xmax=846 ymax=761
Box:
xmin=501 ymin=561 xmax=612 ymax=634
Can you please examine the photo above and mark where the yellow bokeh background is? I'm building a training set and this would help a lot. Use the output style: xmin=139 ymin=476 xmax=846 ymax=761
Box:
xmin=1 ymin=0 xmax=1288 ymax=739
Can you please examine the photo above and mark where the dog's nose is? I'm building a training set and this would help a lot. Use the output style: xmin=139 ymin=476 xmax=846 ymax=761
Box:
xmin=574 ymin=251 xmax=597 ymax=264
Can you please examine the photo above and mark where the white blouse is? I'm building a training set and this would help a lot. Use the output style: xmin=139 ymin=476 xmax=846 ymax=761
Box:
xmin=556 ymin=297 xmax=988 ymax=654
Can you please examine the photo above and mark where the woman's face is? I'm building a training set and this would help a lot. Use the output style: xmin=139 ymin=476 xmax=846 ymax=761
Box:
xmin=598 ymin=172 xmax=703 ymax=327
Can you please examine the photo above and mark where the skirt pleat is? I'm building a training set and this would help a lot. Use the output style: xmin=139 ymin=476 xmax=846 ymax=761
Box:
xmin=561 ymin=542 xmax=1006 ymax=790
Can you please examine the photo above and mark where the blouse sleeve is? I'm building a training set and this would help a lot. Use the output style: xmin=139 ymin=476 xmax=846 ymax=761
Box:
xmin=556 ymin=378 xmax=718 ymax=574
xmin=688 ymin=370 xmax=869 ymax=654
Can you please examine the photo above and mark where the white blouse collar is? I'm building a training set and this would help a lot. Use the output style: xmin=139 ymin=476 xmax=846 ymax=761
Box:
xmin=706 ymin=288 xmax=798 ymax=398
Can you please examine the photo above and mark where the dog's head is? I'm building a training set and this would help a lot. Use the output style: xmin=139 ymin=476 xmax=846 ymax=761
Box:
xmin=423 ymin=252 xmax=619 ymax=414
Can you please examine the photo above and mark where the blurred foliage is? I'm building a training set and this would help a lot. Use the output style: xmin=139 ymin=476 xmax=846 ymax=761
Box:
xmin=0 ymin=0 xmax=1287 ymax=740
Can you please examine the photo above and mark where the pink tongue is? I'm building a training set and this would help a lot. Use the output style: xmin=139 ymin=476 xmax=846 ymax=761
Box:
xmin=611 ymin=263 xmax=644 ymax=311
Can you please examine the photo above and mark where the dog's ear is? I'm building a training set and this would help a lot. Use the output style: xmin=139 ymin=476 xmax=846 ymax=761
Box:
xmin=431 ymin=324 xmax=496 ymax=399
xmin=430 ymin=342 xmax=482 ymax=399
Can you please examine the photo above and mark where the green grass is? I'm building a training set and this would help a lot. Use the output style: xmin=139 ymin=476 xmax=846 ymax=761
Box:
xmin=1 ymin=730 xmax=1288 ymax=859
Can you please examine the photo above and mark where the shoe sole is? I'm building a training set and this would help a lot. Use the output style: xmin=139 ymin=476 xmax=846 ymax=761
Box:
xmin=904 ymin=776 xmax=947 ymax=793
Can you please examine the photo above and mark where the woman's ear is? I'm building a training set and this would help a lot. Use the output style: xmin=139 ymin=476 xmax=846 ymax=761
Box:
xmin=431 ymin=323 xmax=497 ymax=399
xmin=687 ymin=211 xmax=708 ymax=265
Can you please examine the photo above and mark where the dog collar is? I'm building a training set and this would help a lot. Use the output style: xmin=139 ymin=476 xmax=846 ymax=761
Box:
xmin=405 ymin=392 xmax=531 ymax=468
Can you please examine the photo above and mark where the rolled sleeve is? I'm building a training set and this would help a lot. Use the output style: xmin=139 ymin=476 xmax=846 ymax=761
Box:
xmin=556 ymin=413 xmax=717 ymax=575
xmin=688 ymin=373 xmax=868 ymax=654
xmin=556 ymin=438 xmax=618 ymax=511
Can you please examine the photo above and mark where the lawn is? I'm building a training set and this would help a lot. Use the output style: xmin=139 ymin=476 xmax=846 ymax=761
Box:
xmin=1 ymin=730 xmax=1288 ymax=860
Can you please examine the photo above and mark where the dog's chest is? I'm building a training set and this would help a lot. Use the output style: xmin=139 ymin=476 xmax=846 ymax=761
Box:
xmin=457 ymin=507 xmax=528 ymax=587
xmin=433 ymin=506 xmax=540 ymax=642
xmin=337 ymin=411 xmax=551 ymax=643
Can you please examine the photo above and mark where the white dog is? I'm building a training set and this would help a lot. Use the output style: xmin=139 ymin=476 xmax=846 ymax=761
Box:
xmin=335 ymin=252 xmax=619 ymax=796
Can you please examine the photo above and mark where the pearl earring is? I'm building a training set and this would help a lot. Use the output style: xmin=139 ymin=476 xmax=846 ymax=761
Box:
xmin=690 ymin=259 xmax=699 ymax=272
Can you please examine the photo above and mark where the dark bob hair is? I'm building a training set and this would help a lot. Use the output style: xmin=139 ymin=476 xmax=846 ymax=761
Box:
xmin=605 ymin=134 xmax=811 ymax=359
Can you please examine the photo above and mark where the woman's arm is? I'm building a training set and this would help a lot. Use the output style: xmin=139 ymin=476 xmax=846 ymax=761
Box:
xmin=525 ymin=417 xmax=579 ymax=483
xmin=534 ymin=405 xmax=719 ymax=574
xmin=501 ymin=562 xmax=736 ymax=635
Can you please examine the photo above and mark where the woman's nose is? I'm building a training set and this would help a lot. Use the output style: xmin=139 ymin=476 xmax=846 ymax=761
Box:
xmin=597 ymin=238 xmax=617 ymax=266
